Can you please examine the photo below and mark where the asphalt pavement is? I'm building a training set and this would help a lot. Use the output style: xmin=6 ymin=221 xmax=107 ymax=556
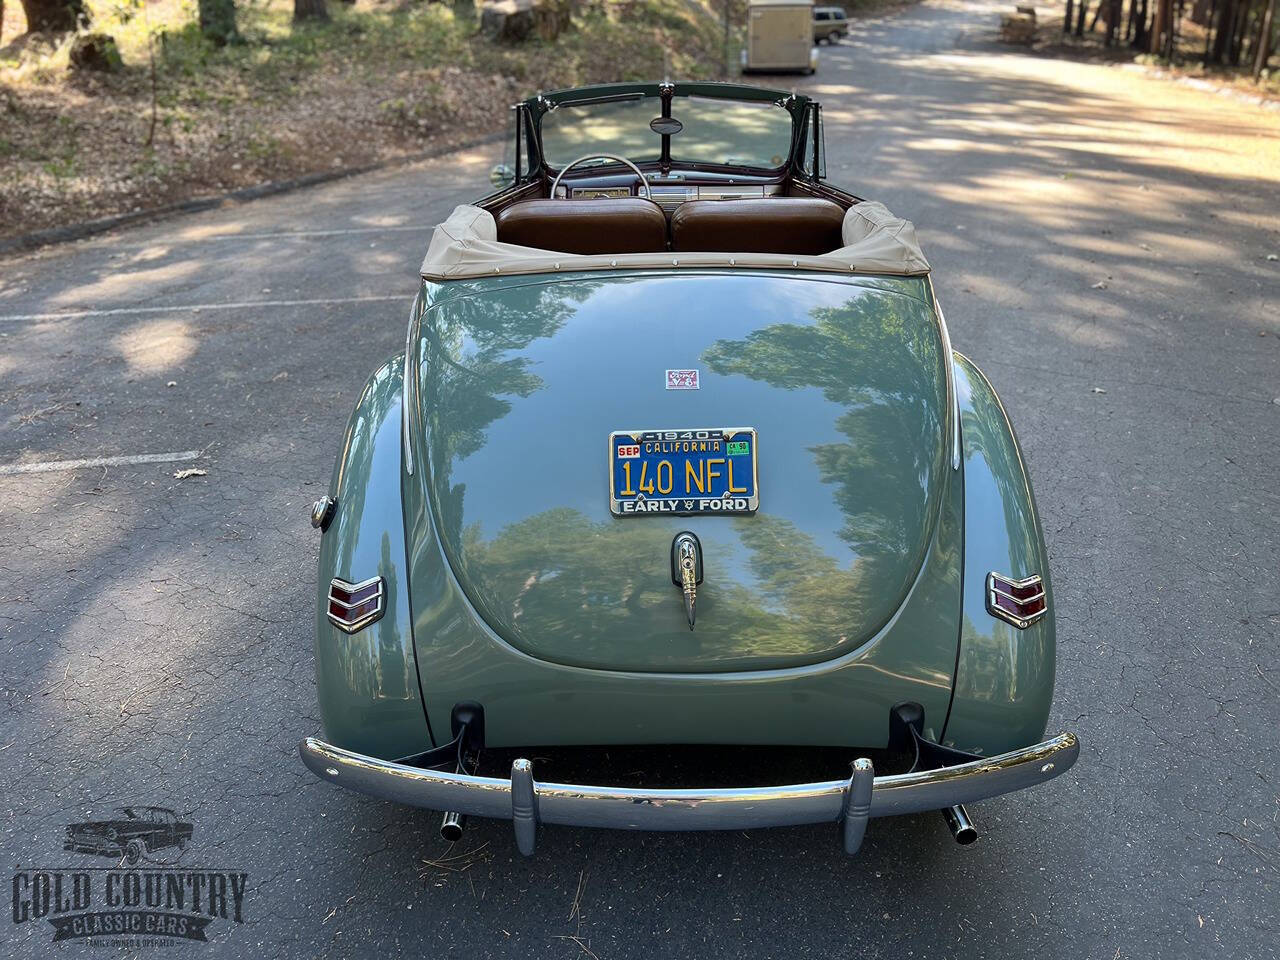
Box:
xmin=2 ymin=1 xmax=1278 ymax=957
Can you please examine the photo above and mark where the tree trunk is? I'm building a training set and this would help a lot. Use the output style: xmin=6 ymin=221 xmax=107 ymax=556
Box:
xmin=1065 ymin=0 xmax=1076 ymax=31
xmin=18 ymin=0 xmax=89 ymax=32
xmin=722 ymin=0 xmax=730 ymax=79
xmin=1168 ymin=0 xmax=1184 ymax=57
xmin=1076 ymin=0 xmax=1090 ymax=34
xmin=1227 ymin=0 xmax=1241 ymax=62
xmin=1149 ymin=0 xmax=1171 ymax=51
xmin=294 ymin=0 xmax=329 ymax=22
xmin=1231 ymin=0 xmax=1254 ymax=63
xmin=198 ymin=0 xmax=238 ymax=45
xmin=1255 ymin=0 xmax=1277 ymax=76
xmin=1210 ymin=0 xmax=1236 ymax=60
xmin=1106 ymin=0 xmax=1122 ymax=43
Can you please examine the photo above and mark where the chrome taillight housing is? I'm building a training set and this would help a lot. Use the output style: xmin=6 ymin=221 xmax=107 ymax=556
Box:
xmin=985 ymin=573 xmax=1046 ymax=629
xmin=327 ymin=576 xmax=385 ymax=633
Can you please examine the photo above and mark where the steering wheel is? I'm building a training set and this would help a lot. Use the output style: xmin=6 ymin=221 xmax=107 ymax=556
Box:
xmin=550 ymin=153 xmax=653 ymax=202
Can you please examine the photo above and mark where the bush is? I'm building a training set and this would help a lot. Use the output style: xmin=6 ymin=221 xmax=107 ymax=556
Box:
xmin=68 ymin=33 xmax=124 ymax=72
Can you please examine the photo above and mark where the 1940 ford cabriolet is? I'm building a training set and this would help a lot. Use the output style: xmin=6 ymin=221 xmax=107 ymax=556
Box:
xmin=299 ymin=82 xmax=1078 ymax=856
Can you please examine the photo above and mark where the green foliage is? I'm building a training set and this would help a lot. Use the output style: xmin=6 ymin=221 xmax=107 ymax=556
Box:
xmin=43 ymin=149 xmax=78 ymax=178
xmin=244 ymin=131 xmax=284 ymax=162
xmin=129 ymin=147 xmax=172 ymax=179
xmin=69 ymin=33 xmax=125 ymax=72
xmin=139 ymin=0 xmax=725 ymax=91
xmin=149 ymin=2 xmax=468 ymax=87
xmin=2 ymin=0 xmax=734 ymax=236
xmin=38 ymin=114 xmax=80 ymax=178
xmin=198 ymin=0 xmax=240 ymax=46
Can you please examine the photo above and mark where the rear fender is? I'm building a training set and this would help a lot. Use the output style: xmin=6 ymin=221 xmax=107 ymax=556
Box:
xmin=314 ymin=356 xmax=430 ymax=759
xmin=942 ymin=354 xmax=1056 ymax=755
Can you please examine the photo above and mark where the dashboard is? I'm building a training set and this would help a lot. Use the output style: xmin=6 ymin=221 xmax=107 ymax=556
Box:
xmin=555 ymin=170 xmax=785 ymax=213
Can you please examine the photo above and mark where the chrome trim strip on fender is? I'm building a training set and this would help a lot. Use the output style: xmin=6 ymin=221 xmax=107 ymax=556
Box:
xmin=402 ymin=288 xmax=423 ymax=477
xmin=300 ymin=731 xmax=1078 ymax=856
xmin=931 ymin=292 xmax=961 ymax=471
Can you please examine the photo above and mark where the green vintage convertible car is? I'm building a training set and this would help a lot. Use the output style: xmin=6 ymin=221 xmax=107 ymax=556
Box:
xmin=299 ymin=82 xmax=1078 ymax=855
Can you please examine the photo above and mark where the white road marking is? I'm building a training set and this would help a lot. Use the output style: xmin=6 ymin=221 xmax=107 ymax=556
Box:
xmin=0 ymin=294 xmax=406 ymax=323
xmin=102 ymin=226 xmax=434 ymax=248
xmin=0 ymin=450 xmax=202 ymax=476
xmin=189 ymin=226 xmax=432 ymax=241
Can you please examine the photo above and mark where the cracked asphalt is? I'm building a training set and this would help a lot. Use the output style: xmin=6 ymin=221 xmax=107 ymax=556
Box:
xmin=2 ymin=1 xmax=1278 ymax=956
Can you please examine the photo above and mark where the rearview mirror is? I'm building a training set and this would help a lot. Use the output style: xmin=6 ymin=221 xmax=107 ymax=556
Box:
xmin=489 ymin=164 xmax=516 ymax=190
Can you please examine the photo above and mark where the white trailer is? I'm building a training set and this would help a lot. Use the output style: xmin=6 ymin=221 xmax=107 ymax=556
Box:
xmin=742 ymin=0 xmax=819 ymax=74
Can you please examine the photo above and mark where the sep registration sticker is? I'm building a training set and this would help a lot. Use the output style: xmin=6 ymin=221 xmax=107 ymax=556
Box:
xmin=609 ymin=428 xmax=759 ymax=517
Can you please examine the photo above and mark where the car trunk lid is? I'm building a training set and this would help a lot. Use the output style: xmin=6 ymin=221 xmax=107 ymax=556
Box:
xmin=410 ymin=271 xmax=950 ymax=673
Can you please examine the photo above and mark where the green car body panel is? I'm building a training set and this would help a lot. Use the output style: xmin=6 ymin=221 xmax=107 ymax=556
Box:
xmin=416 ymin=271 xmax=947 ymax=675
xmin=945 ymin=354 xmax=1056 ymax=753
xmin=313 ymin=358 xmax=429 ymax=760
xmin=312 ymin=270 xmax=1056 ymax=759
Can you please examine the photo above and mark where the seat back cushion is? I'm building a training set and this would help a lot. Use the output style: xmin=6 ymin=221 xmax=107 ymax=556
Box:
xmin=495 ymin=199 xmax=668 ymax=255
xmin=670 ymin=198 xmax=846 ymax=256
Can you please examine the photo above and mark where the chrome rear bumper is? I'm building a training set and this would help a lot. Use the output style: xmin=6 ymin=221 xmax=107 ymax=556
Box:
xmin=299 ymin=731 xmax=1079 ymax=856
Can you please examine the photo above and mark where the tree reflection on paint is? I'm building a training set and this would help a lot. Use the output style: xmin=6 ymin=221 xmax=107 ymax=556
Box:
xmin=420 ymin=280 xmax=600 ymax=547
xmin=417 ymin=278 xmax=952 ymax=670
xmin=459 ymin=508 xmax=875 ymax=668
xmin=703 ymin=293 xmax=946 ymax=579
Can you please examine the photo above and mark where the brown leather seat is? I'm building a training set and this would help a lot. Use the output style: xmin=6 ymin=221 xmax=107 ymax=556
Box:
xmin=495 ymin=198 xmax=668 ymax=255
xmin=670 ymin=198 xmax=846 ymax=256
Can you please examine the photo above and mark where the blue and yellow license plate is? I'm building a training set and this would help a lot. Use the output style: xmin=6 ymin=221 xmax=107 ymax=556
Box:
xmin=609 ymin=428 xmax=759 ymax=516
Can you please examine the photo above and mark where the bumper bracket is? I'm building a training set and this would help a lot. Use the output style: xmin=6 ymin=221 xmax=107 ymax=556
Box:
xmin=511 ymin=758 xmax=537 ymax=856
xmin=841 ymin=757 xmax=875 ymax=855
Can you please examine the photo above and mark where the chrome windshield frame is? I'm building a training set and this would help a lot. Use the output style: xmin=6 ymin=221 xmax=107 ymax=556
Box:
xmin=528 ymin=82 xmax=812 ymax=181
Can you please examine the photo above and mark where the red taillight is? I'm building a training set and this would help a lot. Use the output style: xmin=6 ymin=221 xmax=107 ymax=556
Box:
xmin=327 ymin=576 xmax=385 ymax=633
xmin=985 ymin=573 xmax=1046 ymax=629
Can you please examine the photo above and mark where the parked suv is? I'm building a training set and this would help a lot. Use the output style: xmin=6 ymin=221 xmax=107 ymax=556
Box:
xmin=813 ymin=6 xmax=849 ymax=43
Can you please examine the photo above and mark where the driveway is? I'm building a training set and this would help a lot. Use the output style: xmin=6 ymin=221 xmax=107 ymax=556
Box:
xmin=1 ymin=1 xmax=1277 ymax=956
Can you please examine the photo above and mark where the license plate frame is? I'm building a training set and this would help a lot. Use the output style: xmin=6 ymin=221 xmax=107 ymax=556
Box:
xmin=609 ymin=427 xmax=759 ymax=517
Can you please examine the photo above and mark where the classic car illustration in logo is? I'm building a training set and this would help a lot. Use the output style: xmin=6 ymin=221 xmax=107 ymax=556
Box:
xmin=64 ymin=806 xmax=193 ymax=866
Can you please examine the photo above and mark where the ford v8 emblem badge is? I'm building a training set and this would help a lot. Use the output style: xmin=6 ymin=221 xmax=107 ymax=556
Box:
xmin=665 ymin=369 xmax=699 ymax=390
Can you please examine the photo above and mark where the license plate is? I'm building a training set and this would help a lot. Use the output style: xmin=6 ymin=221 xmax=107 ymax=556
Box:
xmin=609 ymin=428 xmax=759 ymax=516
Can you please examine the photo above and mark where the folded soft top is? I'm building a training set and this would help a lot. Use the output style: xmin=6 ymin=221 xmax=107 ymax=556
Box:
xmin=419 ymin=201 xmax=931 ymax=280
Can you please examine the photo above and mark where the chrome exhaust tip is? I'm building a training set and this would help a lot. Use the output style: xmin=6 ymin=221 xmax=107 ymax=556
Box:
xmin=440 ymin=811 xmax=466 ymax=843
xmin=942 ymin=804 xmax=977 ymax=845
